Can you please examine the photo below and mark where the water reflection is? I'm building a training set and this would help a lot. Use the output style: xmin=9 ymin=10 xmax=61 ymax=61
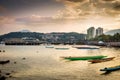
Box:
xmin=101 ymin=71 xmax=112 ymax=75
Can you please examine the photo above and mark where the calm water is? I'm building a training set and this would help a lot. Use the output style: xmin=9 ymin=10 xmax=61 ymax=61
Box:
xmin=0 ymin=45 xmax=120 ymax=80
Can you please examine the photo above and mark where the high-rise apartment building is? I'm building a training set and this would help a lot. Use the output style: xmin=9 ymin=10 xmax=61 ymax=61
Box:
xmin=96 ymin=27 xmax=103 ymax=37
xmin=87 ymin=27 xmax=95 ymax=39
xmin=87 ymin=27 xmax=104 ymax=39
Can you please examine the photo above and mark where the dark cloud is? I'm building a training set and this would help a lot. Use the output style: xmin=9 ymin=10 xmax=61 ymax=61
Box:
xmin=0 ymin=16 xmax=15 ymax=25
xmin=66 ymin=0 xmax=85 ymax=2
xmin=114 ymin=2 xmax=120 ymax=10
xmin=0 ymin=6 xmax=8 ymax=16
xmin=55 ymin=0 xmax=120 ymax=19
xmin=101 ymin=0 xmax=116 ymax=1
xmin=0 ymin=6 xmax=6 ymax=12
xmin=0 ymin=0 xmax=64 ymax=16
xmin=0 ymin=0 xmax=60 ymax=9
xmin=16 ymin=16 xmax=54 ymax=24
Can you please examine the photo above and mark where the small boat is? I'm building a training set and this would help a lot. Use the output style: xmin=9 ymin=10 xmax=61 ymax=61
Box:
xmin=55 ymin=48 xmax=69 ymax=50
xmin=75 ymin=47 xmax=99 ymax=49
xmin=0 ymin=41 xmax=5 ymax=46
xmin=88 ymin=57 xmax=115 ymax=63
xmin=0 ymin=60 xmax=10 ymax=65
xmin=100 ymin=65 xmax=120 ymax=71
xmin=45 ymin=46 xmax=54 ymax=48
xmin=61 ymin=55 xmax=107 ymax=61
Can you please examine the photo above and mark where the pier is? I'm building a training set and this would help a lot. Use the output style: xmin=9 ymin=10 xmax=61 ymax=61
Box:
xmin=87 ymin=41 xmax=120 ymax=47
xmin=5 ymin=42 xmax=41 ymax=45
xmin=105 ymin=42 xmax=120 ymax=47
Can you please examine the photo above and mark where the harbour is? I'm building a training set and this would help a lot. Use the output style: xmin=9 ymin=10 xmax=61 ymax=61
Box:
xmin=0 ymin=0 xmax=120 ymax=80
xmin=0 ymin=45 xmax=120 ymax=80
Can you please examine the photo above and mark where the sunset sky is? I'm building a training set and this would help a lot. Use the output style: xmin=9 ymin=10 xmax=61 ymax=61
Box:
xmin=0 ymin=0 xmax=120 ymax=35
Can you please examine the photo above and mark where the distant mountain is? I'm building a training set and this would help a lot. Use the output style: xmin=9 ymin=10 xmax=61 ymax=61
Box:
xmin=19 ymin=29 xmax=31 ymax=33
xmin=105 ymin=29 xmax=120 ymax=35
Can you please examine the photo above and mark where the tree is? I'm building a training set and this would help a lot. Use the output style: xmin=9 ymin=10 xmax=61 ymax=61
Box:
xmin=112 ymin=33 xmax=120 ymax=42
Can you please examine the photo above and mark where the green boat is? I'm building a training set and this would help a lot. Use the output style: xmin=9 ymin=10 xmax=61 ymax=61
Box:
xmin=62 ymin=55 xmax=107 ymax=61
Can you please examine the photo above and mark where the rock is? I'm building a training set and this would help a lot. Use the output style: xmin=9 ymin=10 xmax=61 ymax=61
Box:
xmin=9 ymin=76 xmax=12 ymax=78
xmin=11 ymin=71 xmax=15 ymax=73
xmin=22 ymin=58 xmax=26 ymax=60
xmin=14 ymin=62 xmax=17 ymax=64
xmin=3 ymin=50 xmax=5 ymax=52
xmin=0 ymin=76 xmax=6 ymax=80
xmin=5 ymin=73 xmax=11 ymax=75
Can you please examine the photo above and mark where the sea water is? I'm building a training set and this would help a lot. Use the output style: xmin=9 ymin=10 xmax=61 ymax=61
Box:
xmin=0 ymin=45 xmax=120 ymax=80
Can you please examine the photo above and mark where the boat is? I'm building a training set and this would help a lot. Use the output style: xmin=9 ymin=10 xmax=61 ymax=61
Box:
xmin=61 ymin=55 xmax=107 ymax=61
xmin=45 ymin=46 xmax=54 ymax=48
xmin=75 ymin=47 xmax=99 ymax=49
xmin=0 ymin=60 xmax=10 ymax=65
xmin=55 ymin=48 xmax=69 ymax=50
xmin=100 ymin=65 xmax=120 ymax=71
xmin=88 ymin=57 xmax=115 ymax=63
xmin=0 ymin=41 xmax=5 ymax=46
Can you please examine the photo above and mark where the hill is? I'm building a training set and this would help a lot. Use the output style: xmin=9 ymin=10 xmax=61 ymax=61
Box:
xmin=0 ymin=32 xmax=86 ymax=44
xmin=105 ymin=29 xmax=120 ymax=35
xmin=0 ymin=32 xmax=44 ymax=41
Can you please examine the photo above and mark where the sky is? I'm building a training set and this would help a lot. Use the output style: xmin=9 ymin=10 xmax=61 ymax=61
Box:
xmin=0 ymin=0 xmax=120 ymax=35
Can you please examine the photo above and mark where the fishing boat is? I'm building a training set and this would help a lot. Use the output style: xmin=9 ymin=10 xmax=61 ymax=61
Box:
xmin=61 ymin=55 xmax=107 ymax=61
xmin=88 ymin=57 xmax=115 ymax=63
xmin=55 ymin=48 xmax=69 ymax=50
xmin=75 ymin=47 xmax=99 ymax=49
xmin=100 ymin=65 xmax=120 ymax=71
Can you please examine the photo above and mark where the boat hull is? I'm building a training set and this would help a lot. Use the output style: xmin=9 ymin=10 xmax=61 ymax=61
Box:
xmin=46 ymin=46 xmax=54 ymax=48
xmin=88 ymin=57 xmax=115 ymax=63
xmin=75 ymin=47 xmax=99 ymax=49
xmin=63 ymin=56 xmax=107 ymax=61
xmin=55 ymin=48 xmax=69 ymax=50
xmin=100 ymin=65 xmax=120 ymax=71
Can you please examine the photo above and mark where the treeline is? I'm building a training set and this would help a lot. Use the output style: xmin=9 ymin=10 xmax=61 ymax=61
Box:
xmin=93 ymin=33 xmax=120 ymax=42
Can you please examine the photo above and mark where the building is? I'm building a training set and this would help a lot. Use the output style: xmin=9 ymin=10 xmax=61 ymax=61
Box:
xmin=4 ymin=37 xmax=41 ymax=45
xmin=87 ymin=27 xmax=95 ymax=39
xmin=96 ymin=27 xmax=103 ymax=37
xmin=4 ymin=38 xmax=24 ymax=43
xmin=22 ymin=37 xmax=40 ymax=43
xmin=42 ymin=33 xmax=64 ymax=43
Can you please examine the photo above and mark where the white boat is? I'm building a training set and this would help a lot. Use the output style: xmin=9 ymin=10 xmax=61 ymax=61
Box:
xmin=55 ymin=47 xmax=69 ymax=50
xmin=0 ymin=41 xmax=5 ymax=46
xmin=45 ymin=45 xmax=54 ymax=48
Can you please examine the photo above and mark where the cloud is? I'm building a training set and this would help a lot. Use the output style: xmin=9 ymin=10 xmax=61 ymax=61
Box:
xmin=0 ymin=5 xmax=8 ymax=16
xmin=0 ymin=16 xmax=15 ymax=25
xmin=113 ymin=2 xmax=120 ymax=10
xmin=0 ymin=6 xmax=6 ymax=12
xmin=16 ymin=15 xmax=57 ymax=24
xmin=55 ymin=0 xmax=120 ymax=19
xmin=0 ymin=0 xmax=119 ymax=34
xmin=0 ymin=14 xmax=66 ymax=29
xmin=0 ymin=16 xmax=25 ymax=34
xmin=100 ymin=0 xmax=118 ymax=2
